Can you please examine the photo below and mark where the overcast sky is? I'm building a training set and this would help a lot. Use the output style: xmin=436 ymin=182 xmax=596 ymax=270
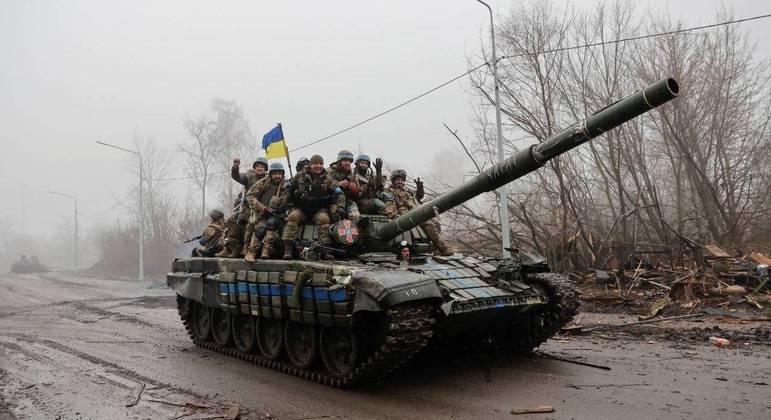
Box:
xmin=1 ymin=0 xmax=769 ymax=239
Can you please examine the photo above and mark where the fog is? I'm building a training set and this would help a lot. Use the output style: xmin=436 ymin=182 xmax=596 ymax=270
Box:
xmin=0 ymin=0 xmax=768 ymax=270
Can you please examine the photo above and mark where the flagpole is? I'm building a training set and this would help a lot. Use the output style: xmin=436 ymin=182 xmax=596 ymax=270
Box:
xmin=279 ymin=123 xmax=293 ymax=177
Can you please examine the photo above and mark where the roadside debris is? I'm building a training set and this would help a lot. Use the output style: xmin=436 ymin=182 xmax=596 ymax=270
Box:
xmin=511 ymin=406 xmax=555 ymax=415
xmin=125 ymin=383 xmax=145 ymax=408
xmin=708 ymin=337 xmax=730 ymax=348
xmin=579 ymin=248 xmax=771 ymax=320
xmin=534 ymin=350 xmax=611 ymax=370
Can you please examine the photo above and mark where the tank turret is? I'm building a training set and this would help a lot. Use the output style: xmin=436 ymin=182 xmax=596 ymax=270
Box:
xmin=375 ymin=78 xmax=679 ymax=241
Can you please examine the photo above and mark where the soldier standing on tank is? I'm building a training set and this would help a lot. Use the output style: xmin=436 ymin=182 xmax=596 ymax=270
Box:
xmin=244 ymin=162 xmax=289 ymax=261
xmin=193 ymin=209 xmax=226 ymax=257
xmin=381 ymin=169 xmax=453 ymax=256
xmin=326 ymin=150 xmax=362 ymax=221
xmin=217 ymin=157 xmax=268 ymax=258
xmin=352 ymin=154 xmax=384 ymax=215
xmin=283 ymin=154 xmax=341 ymax=259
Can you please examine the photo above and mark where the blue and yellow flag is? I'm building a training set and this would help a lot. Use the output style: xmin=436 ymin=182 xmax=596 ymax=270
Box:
xmin=261 ymin=124 xmax=287 ymax=159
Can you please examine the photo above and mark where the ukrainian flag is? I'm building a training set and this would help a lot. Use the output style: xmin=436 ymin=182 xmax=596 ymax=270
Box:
xmin=262 ymin=124 xmax=287 ymax=159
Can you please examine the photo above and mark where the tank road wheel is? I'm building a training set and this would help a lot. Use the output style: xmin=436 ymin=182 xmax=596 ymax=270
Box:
xmin=192 ymin=302 xmax=212 ymax=342
xmin=232 ymin=315 xmax=257 ymax=353
xmin=211 ymin=308 xmax=232 ymax=347
xmin=284 ymin=322 xmax=317 ymax=369
xmin=257 ymin=318 xmax=284 ymax=360
xmin=320 ymin=326 xmax=359 ymax=375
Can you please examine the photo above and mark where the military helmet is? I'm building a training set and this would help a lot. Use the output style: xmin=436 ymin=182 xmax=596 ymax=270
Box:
xmin=337 ymin=149 xmax=354 ymax=162
xmin=209 ymin=209 xmax=225 ymax=220
xmin=355 ymin=154 xmax=371 ymax=164
xmin=297 ymin=156 xmax=310 ymax=165
xmin=390 ymin=169 xmax=407 ymax=181
xmin=253 ymin=157 xmax=269 ymax=169
xmin=268 ymin=162 xmax=285 ymax=173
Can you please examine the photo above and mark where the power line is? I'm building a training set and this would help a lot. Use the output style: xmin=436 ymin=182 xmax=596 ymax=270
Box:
xmin=289 ymin=12 xmax=771 ymax=153
xmin=501 ymin=13 xmax=771 ymax=61
xmin=81 ymin=186 xmax=138 ymax=217
xmin=289 ymin=61 xmax=490 ymax=153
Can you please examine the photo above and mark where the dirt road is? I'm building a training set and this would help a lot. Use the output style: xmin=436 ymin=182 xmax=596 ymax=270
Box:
xmin=1 ymin=272 xmax=769 ymax=419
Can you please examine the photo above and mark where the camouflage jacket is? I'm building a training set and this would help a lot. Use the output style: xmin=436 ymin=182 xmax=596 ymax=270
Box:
xmin=231 ymin=167 xmax=264 ymax=189
xmin=287 ymin=168 xmax=343 ymax=212
xmin=245 ymin=177 xmax=289 ymax=216
xmin=326 ymin=163 xmax=360 ymax=200
xmin=353 ymin=168 xmax=383 ymax=200
xmin=381 ymin=184 xmax=419 ymax=218
xmin=200 ymin=220 xmax=225 ymax=247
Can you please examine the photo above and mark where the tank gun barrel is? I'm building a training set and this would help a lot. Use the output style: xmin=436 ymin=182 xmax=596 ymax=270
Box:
xmin=375 ymin=77 xmax=679 ymax=241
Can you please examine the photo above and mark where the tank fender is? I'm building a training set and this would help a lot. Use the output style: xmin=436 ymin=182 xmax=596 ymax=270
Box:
xmin=167 ymin=272 xmax=203 ymax=302
xmin=351 ymin=270 xmax=441 ymax=312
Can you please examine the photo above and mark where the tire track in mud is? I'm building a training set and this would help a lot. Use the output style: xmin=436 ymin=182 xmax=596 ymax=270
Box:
xmin=4 ymin=334 xmax=207 ymax=400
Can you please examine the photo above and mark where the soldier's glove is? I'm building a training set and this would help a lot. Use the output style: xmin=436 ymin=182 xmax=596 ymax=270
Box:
xmin=374 ymin=158 xmax=383 ymax=172
xmin=415 ymin=177 xmax=424 ymax=199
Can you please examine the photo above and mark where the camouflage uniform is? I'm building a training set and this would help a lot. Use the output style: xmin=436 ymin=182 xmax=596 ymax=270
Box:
xmin=217 ymin=163 xmax=266 ymax=258
xmin=244 ymin=170 xmax=288 ymax=261
xmin=352 ymin=154 xmax=383 ymax=215
xmin=326 ymin=162 xmax=361 ymax=220
xmin=382 ymin=171 xmax=452 ymax=256
xmin=283 ymin=156 xmax=342 ymax=258
xmin=193 ymin=215 xmax=226 ymax=257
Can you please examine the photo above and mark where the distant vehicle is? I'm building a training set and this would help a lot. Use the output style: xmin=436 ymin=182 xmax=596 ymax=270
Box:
xmin=168 ymin=78 xmax=679 ymax=387
xmin=10 ymin=255 xmax=49 ymax=274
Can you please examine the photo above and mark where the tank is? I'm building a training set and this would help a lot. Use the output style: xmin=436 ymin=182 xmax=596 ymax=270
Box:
xmin=168 ymin=78 xmax=679 ymax=387
xmin=10 ymin=255 xmax=49 ymax=274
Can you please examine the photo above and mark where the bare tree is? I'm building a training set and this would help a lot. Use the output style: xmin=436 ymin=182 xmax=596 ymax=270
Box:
xmin=179 ymin=114 xmax=216 ymax=221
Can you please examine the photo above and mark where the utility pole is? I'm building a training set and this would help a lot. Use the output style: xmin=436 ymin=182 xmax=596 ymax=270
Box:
xmin=96 ymin=140 xmax=144 ymax=281
xmin=475 ymin=0 xmax=511 ymax=258
xmin=48 ymin=191 xmax=78 ymax=273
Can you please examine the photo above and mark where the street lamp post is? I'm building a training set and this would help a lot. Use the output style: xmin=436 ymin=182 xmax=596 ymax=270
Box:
xmin=48 ymin=191 xmax=78 ymax=273
xmin=96 ymin=140 xmax=144 ymax=281
xmin=475 ymin=0 xmax=511 ymax=258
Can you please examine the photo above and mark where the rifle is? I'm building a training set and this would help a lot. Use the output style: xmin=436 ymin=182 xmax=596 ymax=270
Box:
xmin=236 ymin=188 xmax=248 ymax=224
xmin=184 ymin=235 xmax=203 ymax=244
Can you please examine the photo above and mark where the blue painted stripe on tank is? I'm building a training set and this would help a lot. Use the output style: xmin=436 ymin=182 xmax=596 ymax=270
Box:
xmin=329 ymin=289 xmax=347 ymax=302
xmin=258 ymin=284 xmax=270 ymax=295
xmin=248 ymin=284 xmax=258 ymax=295
xmin=270 ymin=285 xmax=282 ymax=295
xmin=314 ymin=288 xmax=330 ymax=300
xmin=238 ymin=282 xmax=248 ymax=293
xmin=301 ymin=287 xmax=314 ymax=299
xmin=218 ymin=284 xmax=229 ymax=293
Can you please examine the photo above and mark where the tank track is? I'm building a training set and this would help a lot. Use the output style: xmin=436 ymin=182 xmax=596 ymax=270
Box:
xmin=176 ymin=295 xmax=434 ymax=388
xmin=507 ymin=272 xmax=579 ymax=353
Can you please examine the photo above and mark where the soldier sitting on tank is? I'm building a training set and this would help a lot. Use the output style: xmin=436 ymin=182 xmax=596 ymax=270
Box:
xmin=244 ymin=162 xmax=289 ymax=262
xmin=217 ymin=157 xmax=269 ymax=258
xmin=283 ymin=154 xmax=343 ymax=259
xmin=351 ymin=154 xmax=384 ymax=215
xmin=193 ymin=209 xmax=226 ymax=257
xmin=327 ymin=149 xmax=365 ymax=221
xmin=381 ymin=169 xmax=453 ymax=256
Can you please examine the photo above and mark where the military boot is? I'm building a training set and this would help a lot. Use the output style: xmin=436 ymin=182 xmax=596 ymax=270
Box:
xmin=244 ymin=251 xmax=257 ymax=263
xmin=435 ymin=242 xmax=454 ymax=256
xmin=261 ymin=232 xmax=276 ymax=259
xmin=215 ymin=243 xmax=231 ymax=258
xmin=283 ymin=241 xmax=294 ymax=260
xmin=227 ymin=243 xmax=243 ymax=259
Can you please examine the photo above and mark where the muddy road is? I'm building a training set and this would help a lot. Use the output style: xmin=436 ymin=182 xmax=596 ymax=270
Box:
xmin=1 ymin=272 xmax=769 ymax=419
